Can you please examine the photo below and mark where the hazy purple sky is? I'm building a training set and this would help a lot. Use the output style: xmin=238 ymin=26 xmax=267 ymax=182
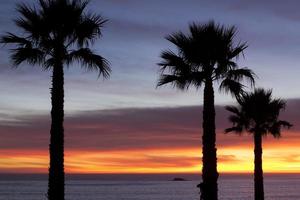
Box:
xmin=1 ymin=0 xmax=300 ymax=173
xmin=0 ymin=0 xmax=300 ymax=116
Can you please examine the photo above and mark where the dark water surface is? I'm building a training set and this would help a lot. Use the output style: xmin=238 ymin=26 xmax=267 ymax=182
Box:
xmin=0 ymin=174 xmax=299 ymax=200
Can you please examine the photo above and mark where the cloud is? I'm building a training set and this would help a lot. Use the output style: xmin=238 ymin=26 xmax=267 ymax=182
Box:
xmin=226 ymin=0 xmax=300 ymax=21
xmin=0 ymin=99 xmax=298 ymax=151
xmin=218 ymin=155 xmax=240 ymax=163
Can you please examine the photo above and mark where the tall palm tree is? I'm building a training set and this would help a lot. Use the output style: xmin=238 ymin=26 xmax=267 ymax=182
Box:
xmin=157 ymin=21 xmax=255 ymax=200
xmin=225 ymin=88 xmax=292 ymax=200
xmin=1 ymin=1 xmax=110 ymax=200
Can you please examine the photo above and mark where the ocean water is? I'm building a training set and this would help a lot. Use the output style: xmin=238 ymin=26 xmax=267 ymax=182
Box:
xmin=0 ymin=174 xmax=299 ymax=200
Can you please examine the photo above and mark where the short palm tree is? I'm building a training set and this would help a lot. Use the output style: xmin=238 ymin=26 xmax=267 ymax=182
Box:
xmin=225 ymin=88 xmax=292 ymax=200
xmin=1 ymin=1 xmax=110 ymax=200
xmin=157 ymin=21 xmax=255 ymax=200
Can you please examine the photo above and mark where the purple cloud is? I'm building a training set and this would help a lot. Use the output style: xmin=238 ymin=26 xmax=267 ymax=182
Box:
xmin=0 ymin=99 xmax=298 ymax=151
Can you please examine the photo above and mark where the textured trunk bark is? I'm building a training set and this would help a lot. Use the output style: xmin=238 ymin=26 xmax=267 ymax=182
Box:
xmin=254 ymin=133 xmax=264 ymax=200
xmin=48 ymin=62 xmax=65 ymax=200
xmin=200 ymin=78 xmax=218 ymax=200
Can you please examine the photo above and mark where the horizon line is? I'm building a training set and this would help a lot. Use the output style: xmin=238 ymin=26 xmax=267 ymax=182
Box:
xmin=1 ymin=172 xmax=299 ymax=175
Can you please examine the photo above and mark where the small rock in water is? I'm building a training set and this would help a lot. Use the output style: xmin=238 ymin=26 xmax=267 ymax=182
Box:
xmin=172 ymin=177 xmax=186 ymax=181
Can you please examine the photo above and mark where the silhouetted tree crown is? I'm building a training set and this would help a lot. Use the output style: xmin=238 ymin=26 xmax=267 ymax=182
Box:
xmin=157 ymin=21 xmax=255 ymax=97
xmin=225 ymin=88 xmax=292 ymax=136
xmin=1 ymin=0 xmax=110 ymax=77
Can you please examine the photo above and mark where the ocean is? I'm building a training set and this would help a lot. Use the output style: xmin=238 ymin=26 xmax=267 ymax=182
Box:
xmin=0 ymin=174 xmax=299 ymax=200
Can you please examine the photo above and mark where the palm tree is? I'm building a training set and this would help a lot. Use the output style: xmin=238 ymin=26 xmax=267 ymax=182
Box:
xmin=225 ymin=88 xmax=292 ymax=200
xmin=157 ymin=21 xmax=255 ymax=200
xmin=1 ymin=1 xmax=110 ymax=200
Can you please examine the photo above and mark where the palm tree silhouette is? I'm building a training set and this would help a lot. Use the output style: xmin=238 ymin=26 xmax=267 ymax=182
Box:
xmin=225 ymin=88 xmax=292 ymax=200
xmin=1 ymin=1 xmax=110 ymax=200
xmin=157 ymin=21 xmax=255 ymax=200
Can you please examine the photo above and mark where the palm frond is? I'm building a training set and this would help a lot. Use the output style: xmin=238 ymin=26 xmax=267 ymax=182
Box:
xmin=157 ymin=74 xmax=191 ymax=90
xmin=10 ymin=47 xmax=45 ymax=66
xmin=16 ymin=2 xmax=39 ymax=23
xmin=158 ymin=50 xmax=190 ymax=73
xmin=0 ymin=33 xmax=32 ymax=47
xmin=189 ymin=71 xmax=206 ymax=88
xmin=225 ymin=105 xmax=240 ymax=115
xmin=228 ymin=42 xmax=247 ymax=60
xmin=269 ymin=120 xmax=292 ymax=138
xmin=165 ymin=31 xmax=189 ymax=51
xmin=214 ymin=60 xmax=237 ymax=79
xmin=67 ymin=48 xmax=111 ymax=78
xmin=269 ymin=98 xmax=286 ymax=115
xmin=219 ymin=78 xmax=245 ymax=97
xmin=225 ymin=104 xmax=249 ymax=134
xmin=225 ymin=126 xmax=243 ymax=134
xmin=226 ymin=68 xmax=256 ymax=87
xmin=276 ymin=120 xmax=293 ymax=129
xmin=74 ymin=13 xmax=107 ymax=47
xmin=14 ymin=2 xmax=44 ymax=38
xmin=44 ymin=57 xmax=56 ymax=70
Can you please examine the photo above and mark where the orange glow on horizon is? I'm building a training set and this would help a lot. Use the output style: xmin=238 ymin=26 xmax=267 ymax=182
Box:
xmin=1 ymin=135 xmax=300 ymax=174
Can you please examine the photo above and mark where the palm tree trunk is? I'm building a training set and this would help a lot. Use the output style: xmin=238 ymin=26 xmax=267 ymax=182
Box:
xmin=254 ymin=133 xmax=264 ymax=200
xmin=200 ymin=78 xmax=218 ymax=200
xmin=48 ymin=62 xmax=65 ymax=200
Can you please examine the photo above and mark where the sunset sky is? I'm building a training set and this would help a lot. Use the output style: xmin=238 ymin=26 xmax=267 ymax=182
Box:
xmin=0 ymin=0 xmax=300 ymax=174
